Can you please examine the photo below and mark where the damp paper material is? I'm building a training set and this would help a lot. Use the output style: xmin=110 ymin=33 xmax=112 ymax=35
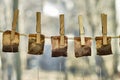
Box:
xmin=28 ymin=34 xmax=45 ymax=55
xmin=2 ymin=30 xmax=19 ymax=52
xmin=74 ymin=37 xmax=91 ymax=57
xmin=95 ymin=37 xmax=112 ymax=55
xmin=51 ymin=36 xmax=68 ymax=57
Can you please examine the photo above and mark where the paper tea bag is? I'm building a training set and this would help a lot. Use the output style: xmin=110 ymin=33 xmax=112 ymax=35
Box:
xmin=74 ymin=37 xmax=91 ymax=57
xmin=95 ymin=37 xmax=112 ymax=55
xmin=2 ymin=30 xmax=19 ymax=52
xmin=28 ymin=34 xmax=45 ymax=55
xmin=51 ymin=36 xmax=68 ymax=57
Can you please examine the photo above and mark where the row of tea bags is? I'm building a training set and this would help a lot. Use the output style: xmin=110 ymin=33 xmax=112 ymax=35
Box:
xmin=2 ymin=9 xmax=113 ymax=57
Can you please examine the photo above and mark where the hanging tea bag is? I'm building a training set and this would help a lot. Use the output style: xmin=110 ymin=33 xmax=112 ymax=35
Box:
xmin=74 ymin=37 xmax=91 ymax=57
xmin=28 ymin=12 xmax=45 ymax=55
xmin=51 ymin=14 xmax=68 ymax=57
xmin=2 ymin=9 xmax=19 ymax=52
xmin=95 ymin=14 xmax=112 ymax=55
xmin=95 ymin=37 xmax=112 ymax=55
xmin=74 ymin=15 xmax=92 ymax=57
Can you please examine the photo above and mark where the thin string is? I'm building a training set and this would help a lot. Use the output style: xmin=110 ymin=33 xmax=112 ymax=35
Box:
xmin=0 ymin=30 xmax=120 ymax=39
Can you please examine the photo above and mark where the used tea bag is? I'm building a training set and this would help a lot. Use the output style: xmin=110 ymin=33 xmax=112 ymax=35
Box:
xmin=51 ymin=36 xmax=68 ymax=57
xmin=2 ymin=9 xmax=19 ymax=52
xmin=95 ymin=14 xmax=112 ymax=55
xmin=51 ymin=14 xmax=68 ymax=57
xmin=95 ymin=37 xmax=112 ymax=55
xmin=2 ymin=31 xmax=19 ymax=52
xmin=28 ymin=34 xmax=45 ymax=55
xmin=74 ymin=15 xmax=92 ymax=57
xmin=74 ymin=37 xmax=91 ymax=57
xmin=28 ymin=12 xmax=45 ymax=55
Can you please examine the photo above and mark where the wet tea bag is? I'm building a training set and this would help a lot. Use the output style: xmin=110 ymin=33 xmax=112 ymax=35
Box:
xmin=51 ymin=14 xmax=68 ymax=57
xmin=95 ymin=13 xmax=112 ymax=55
xmin=28 ymin=12 xmax=45 ymax=55
xmin=74 ymin=15 xmax=92 ymax=57
xmin=96 ymin=37 xmax=112 ymax=55
xmin=2 ymin=9 xmax=19 ymax=52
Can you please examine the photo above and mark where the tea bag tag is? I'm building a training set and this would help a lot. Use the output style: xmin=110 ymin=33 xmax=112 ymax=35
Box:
xmin=60 ymin=14 xmax=65 ymax=46
xmin=101 ymin=13 xmax=107 ymax=45
xmin=36 ymin=12 xmax=41 ymax=44
xmin=11 ymin=9 xmax=19 ymax=41
xmin=78 ymin=15 xmax=85 ymax=45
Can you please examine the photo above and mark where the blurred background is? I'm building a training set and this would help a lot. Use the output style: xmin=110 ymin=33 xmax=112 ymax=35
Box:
xmin=0 ymin=0 xmax=120 ymax=80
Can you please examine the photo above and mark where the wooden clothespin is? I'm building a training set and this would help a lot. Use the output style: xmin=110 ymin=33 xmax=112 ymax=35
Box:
xmin=60 ymin=14 xmax=65 ymax=46
xmin=78 ymin=15 xmax=85 ymax=45
xmin=36 ymin=12 xmax=41 ymax=44
xmin=11 ymin=9 xmax=19 ymax=41
xmin=101 ymin=13 xmax=107 ymax=45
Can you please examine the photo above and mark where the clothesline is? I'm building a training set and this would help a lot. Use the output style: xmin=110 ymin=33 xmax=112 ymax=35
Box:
xmin=0 ymin=30 xmax=120 ymax=39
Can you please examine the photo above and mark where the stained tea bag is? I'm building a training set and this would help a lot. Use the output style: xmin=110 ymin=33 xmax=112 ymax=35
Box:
xmin=95 ymin=13 xmax=112 ymax=55
xmin=28 ymin=12 xmax=45 ymax=55
xmin=51 ymin=14 xmax=68 ymax=57
xmin=2 ymin=9 xmax=19 ymax=52
xmin=51 ymin=36 xmax=68 ymax=57
xmin=74 ymin=37 xmax=91 ymax=57
xmin=96 ymin=37 xmax=112 ymax=55
xmin=74 ymin=15 xmax=92 ymax=57
xmin=28 ymin=34 xmax=45 ymax=55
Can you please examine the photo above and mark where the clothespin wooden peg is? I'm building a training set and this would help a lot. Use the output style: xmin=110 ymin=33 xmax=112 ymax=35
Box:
xmin=60 ymin=14 xmax=65 ymax=46
xmin=36 ymin=12 xmax=41 ymax=44
xmin=78 ymin=15 xmax=85 ymax=45
xmin=101 ymin=13 xmax=107 ymax=45
xmin=11 ymin=9 xmax=19 ymax=41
